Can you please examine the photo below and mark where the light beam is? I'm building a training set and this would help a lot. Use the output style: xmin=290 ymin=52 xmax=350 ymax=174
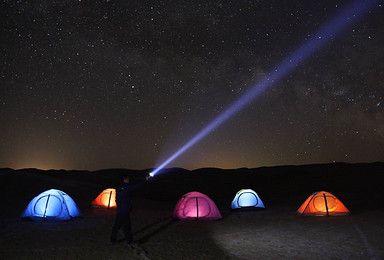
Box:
xmin=150 ymin=0 xmax=381 ymax=176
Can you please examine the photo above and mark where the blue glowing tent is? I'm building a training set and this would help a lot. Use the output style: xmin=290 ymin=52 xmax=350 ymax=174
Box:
xmin=21 ymin=189 xmax=81 ymax=221
xmin=231 ymin=189 xmax=265 ymax=209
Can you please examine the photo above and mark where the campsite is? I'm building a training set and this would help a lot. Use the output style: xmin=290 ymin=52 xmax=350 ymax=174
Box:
xmin=1 ymin=0 xmax=383 ymax=258
xmin=0 ymin=162 xmax=383 ymax=259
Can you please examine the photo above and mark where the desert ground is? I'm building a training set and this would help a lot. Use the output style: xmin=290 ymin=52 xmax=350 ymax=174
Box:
xmin=1 ymin=162 xmax=383 ymax=259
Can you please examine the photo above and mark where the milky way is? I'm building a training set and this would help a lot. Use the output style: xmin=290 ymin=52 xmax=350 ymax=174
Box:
xmin=1 ymin=0 xmax=383 ymax=170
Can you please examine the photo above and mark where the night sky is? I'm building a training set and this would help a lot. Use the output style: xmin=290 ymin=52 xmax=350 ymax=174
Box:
xmin=1 ymin=0 xmax=383 ymax=170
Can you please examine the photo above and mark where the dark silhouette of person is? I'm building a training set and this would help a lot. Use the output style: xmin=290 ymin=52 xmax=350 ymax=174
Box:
xmin=111 ymin=174 xmax=149 ymax=245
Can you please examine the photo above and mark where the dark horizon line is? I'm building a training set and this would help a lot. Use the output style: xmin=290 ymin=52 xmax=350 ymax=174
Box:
xmin=1 ymin=161 xmax=383 ymax=172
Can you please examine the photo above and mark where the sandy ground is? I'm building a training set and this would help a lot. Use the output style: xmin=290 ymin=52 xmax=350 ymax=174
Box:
xmin=1 ymin=164 xmax=384 ymax=259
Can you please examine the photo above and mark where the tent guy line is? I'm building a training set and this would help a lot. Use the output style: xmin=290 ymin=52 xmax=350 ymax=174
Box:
xmin=149 ymin=0 xmax=381 ymax=177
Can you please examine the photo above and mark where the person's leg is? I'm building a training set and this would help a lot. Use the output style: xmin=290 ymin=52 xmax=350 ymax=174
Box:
xmin=111 ymin=214 xmax=123 ymax=242
xmin=121 ymin=213 xmax=133 ymax=243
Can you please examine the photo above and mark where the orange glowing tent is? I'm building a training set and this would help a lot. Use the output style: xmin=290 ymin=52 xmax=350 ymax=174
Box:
xmin=297 ymin=191 xmax=349 ymax=216
xmin=92 ymin=188 xmax=116 ymax=209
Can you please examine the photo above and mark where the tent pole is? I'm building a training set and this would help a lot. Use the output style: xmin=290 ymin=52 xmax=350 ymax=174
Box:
xmin=302 ymin=193 xmax=316 ymax=215
xmin=108 ymin=190 xmax=112 ymax=208
xmin=43 ymin=195 xmax=50 ymax=218
xmin=196 ymin=197 xmax=199 ymax=220
xmin=323 ymin=193 xmax=329 ymax=216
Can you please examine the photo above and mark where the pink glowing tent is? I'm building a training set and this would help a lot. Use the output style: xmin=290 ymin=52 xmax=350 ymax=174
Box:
xmin=173 ymin=191 xmax=222 ymax=220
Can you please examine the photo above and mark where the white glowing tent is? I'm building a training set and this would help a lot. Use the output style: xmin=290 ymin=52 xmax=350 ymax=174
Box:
xmin=231 ymin=189 xmax=265 ymax=209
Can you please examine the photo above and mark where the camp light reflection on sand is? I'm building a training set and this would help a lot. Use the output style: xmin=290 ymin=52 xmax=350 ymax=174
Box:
xmin=211 ymin=217 xmax=363 ymax=259
xmin=150 ymin=0 xmax=381 ymax=177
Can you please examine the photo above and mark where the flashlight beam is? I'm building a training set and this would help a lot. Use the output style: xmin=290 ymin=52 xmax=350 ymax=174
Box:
xmin=151 ymin=0 xmax=381 ymax=176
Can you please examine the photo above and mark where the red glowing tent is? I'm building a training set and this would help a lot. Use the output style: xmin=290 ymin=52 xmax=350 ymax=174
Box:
xmin=173 ymin=191 xmax=222 ymax=220
xmin=91 ymin=188 xmax=116 ymax=209
xmin=297 ymin=191 xmax=350 ymax=216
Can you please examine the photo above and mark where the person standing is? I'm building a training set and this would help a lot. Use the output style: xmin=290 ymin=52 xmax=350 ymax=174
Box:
xmin=111 ymin=174 xmax=149 ymax=245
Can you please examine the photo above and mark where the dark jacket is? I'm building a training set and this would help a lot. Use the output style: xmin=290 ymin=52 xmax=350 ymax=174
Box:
xmin=115 ymin=180 xmax=144 ymax=214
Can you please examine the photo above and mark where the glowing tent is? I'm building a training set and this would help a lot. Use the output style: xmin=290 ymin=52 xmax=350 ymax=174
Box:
xmin=91 ymin=188 xmax=116 ymax=209
xmin=21 ymin=189 xmax=81 ymax=221
xmin=173 ymin=191 xmax=222 ymax=220
xmin=231 ymin=189 xmax=265 ymax=209
xmin=297 ymin=191 xmax=349 ymax=216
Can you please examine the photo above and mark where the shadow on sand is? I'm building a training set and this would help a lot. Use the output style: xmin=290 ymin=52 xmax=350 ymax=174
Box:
xmin=133 ymin=216 xmax=175 ymax=244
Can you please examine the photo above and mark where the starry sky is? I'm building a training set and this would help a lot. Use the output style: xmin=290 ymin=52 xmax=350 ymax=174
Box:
xmin=1 ymin=0 xmax=383 ymax=170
